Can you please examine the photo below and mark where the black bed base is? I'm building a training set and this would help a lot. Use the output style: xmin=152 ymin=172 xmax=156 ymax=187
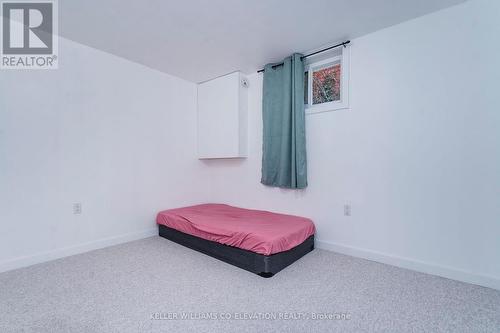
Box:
xmin=158 ymin=224 xmax=314 ymax=278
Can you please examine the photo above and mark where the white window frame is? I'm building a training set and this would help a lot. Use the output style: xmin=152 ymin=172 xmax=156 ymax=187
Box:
xmin=305 ymin=46 xmax=350 ymax=114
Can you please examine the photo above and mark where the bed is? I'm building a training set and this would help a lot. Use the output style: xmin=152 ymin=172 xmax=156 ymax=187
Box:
xmin=156 ymin=204 xmax=315 ymax=277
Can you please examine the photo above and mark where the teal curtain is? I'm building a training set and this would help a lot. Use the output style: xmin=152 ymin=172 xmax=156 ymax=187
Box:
xmin=261 ymin=53 xmax=307 ymax=189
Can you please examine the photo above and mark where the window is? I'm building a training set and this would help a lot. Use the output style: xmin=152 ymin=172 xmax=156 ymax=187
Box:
xmin=312 ymin=61 xmax=341 ymax=104
xmin=304 ymin=46 xmax=349 ymax=113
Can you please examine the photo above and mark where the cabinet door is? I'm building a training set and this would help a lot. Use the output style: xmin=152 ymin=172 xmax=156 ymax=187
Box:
xmin=197 ymin=72 xmax=241 ymax=159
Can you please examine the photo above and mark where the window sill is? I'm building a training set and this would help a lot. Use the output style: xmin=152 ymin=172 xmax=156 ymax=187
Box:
xmin=305 ymin=102 xmax=349 ymax=115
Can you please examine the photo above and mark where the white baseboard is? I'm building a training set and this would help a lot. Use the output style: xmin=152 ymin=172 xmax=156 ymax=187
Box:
xmin=3 ymin=231 xmax=498 ymax=291
xmin=0 ymin=228 xmax=158 ymax=273
xmin=316 ymin=239 xmax=500 ymax=291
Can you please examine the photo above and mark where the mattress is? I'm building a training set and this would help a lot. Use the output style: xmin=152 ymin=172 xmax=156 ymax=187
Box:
xmin=156 ymin=204 xmax=315 ymax=255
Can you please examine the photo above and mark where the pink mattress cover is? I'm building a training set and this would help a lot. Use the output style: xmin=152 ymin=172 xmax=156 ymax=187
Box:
xmin=156 ymin=204 xmax=315 ymax=255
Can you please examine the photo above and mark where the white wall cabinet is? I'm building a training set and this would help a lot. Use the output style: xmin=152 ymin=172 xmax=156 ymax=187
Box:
xmin=197 ymin=71 xmax=248 ymax=159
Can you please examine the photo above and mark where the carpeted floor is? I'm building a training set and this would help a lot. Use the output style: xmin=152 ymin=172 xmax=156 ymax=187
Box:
xmin=0 ymin=237 xmax=499 ymax=333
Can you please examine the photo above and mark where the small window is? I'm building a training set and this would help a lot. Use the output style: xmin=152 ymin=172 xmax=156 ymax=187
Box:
xmin=304 ymin=47 xmax=349 ymax=113
xmin=312 ymin=61 xmax=341 ymax=104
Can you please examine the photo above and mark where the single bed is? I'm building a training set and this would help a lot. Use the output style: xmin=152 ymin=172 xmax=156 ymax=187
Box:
xmin=156 ymin=204 xmax=315 ymax=277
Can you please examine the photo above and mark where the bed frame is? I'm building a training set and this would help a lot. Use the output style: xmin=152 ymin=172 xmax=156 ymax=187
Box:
xmin=158 ymin=224 xmax=314 ymax=278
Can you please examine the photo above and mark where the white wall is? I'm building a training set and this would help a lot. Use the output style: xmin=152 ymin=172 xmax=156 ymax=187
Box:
xmin=0 ymin=37 xmax=209 ymax=271
xmin=202 ymin=0 xmax=500 ymax=289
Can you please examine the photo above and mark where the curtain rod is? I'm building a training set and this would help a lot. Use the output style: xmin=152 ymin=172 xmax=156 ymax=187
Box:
xmin=257 ymin=40 xmax=350 ymax=73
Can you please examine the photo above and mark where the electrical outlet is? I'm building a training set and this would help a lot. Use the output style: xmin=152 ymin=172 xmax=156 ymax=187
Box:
xmin=344 ymin=204 xmax=351 ymax=216
xmin=73 ymin=203 xmax=82 ymax=214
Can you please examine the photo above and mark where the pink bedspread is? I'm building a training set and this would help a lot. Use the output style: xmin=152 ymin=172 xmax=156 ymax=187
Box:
xmin=156 ymin=204 xmax=315 ymax=255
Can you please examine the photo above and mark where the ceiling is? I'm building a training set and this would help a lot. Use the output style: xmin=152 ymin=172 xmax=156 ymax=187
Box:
xmin=59 ymin=0 xmax=466 ymax=83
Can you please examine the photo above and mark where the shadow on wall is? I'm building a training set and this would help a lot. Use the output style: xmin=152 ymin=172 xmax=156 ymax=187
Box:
xmin=199 ymin=158 xmax=247 ymax=169
xmin=199 ymin=158 xmax=309 ymax=200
